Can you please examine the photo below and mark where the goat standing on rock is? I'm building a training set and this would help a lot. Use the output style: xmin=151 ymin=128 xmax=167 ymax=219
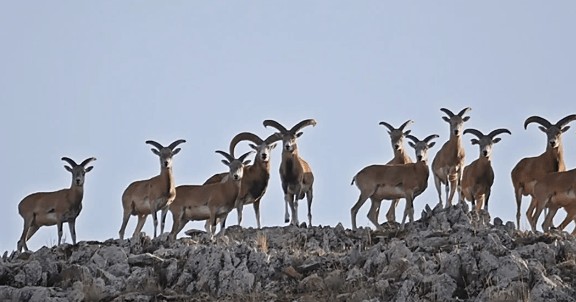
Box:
xmin=200 ymin=132 xmax=281 ymax=229
xmin=167 ymin=150 xmax=253 ymax=240
xmin=351 ymin=134 xmax=438 ymax=230
xmin=263 ymin=119 xmax=316 ymax=227
xmin=119 ymin=139 xmax=185 ymax=240
xmin=378 ymin=120 xmax=414 ymax=223
xmin=511 ymin=114 xmax=576 ymax=230
xmin=459 ymin=128 xmax=511 ymax=213
xmin=432 ymin=107 xmax=471 ymax=209
xmin=17 ymin=157 xmax=96 ymax=252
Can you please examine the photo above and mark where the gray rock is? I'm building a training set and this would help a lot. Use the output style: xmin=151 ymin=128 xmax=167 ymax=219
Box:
xmin=3 ymin=202 xmax=576 ymax=301
xmin=423 ymin=273 xmax=456 ymax=301
xmin=128 ymin=253 xmax=165 ymax=266
xmin=299 ymin=273 xmax=325 ymax=292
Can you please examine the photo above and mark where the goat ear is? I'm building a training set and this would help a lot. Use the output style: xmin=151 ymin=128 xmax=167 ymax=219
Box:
xmin=463 ymin=116 xmax=470 ymax=122
xmin=471 ymin=139 xmax=479 ymax=145
xmin=85 ymin=166 xmax=94 ymax=173
xmin=562 ymin=126 xmax=571 ymax=133
xmin=538 ymin=126 xmax=547 ymax=133
xmin=296 ymin=132 xmax=304 ymax=138
xmin=428 ymin=142 xmax=436 ymax=148
xmin=404 ymin=130 xmax=411 ymax=136
xmin=172 ymin=148 xmax=181 ymax=155
xmin=249 ymin=144 xmax=258 ymax=150
xmin=269 ymin=143 xmax=277 ymax=150
xmin=442 ymin=116 xmax=450 ymax=123
xmin=243 ymin=160 xmax=252 ymax=165
xmin=151 ymin=148 xmax=160 ymax=156
xmin=408 ymin=142 xmax=415 ymax=148
xmin=493 ymin=138 xmax=502 ymax=144
xmin=64 ymin=165 xmax=73 ymax=173
xmin=221 ymin=160 xmax=230 ymax=166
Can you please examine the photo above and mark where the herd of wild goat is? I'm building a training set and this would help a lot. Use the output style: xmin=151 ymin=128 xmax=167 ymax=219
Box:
xmin=14 ymin=109 xmax=576 ymax=252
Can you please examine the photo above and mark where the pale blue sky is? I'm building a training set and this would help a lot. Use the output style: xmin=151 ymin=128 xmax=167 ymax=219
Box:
xmin=2 ymin=2 xmax=576 ymax=253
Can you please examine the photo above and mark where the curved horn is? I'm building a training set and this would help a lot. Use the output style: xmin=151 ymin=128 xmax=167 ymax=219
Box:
xmin=487 ymin=128 xmax=512 ymax=139
xmin=524 ymin=116 xmax=552 ymax=129
xmin=378 ymin=121 xmax=395 ymax=132
xmin=289 ymin=119 xmax=317 ymax=134
xmin=229 ymin=132 xmax=263 ymax=155
xmin=399 ymin=120 xmax=414 ymax=131
xmin=145 ymin=140 xmax=164 ymax=150
xmin=168 ymin=139 xmax=186 ymax=150
xmin=263 ymin=119 xmax=289 ymax=133
xmin=440 ymin=108 xmax=455 ymax=117
xmin=423 ymin=134 xmax=440 ymax=143
xmin=61 ymin=157 xmax=78 ymax=167
xmin=264 ymin=132 xmax=283 ymax=145
xmin=405 ymin=134 xmax=420 ymax=144
xmin=79 ymin=157 xmax=97 ymax=167
xmin=463 ymin=128 xmax=485 ymax=139
xmin=555 ymin=114 xmax=576 ymax=128
xmin=457 ymin=107 xmax=472 ymax=117
xmin=238 ymin=150 xmax=254 ymax=162
xmin=215 ymin=150 xmax=234 ymax=162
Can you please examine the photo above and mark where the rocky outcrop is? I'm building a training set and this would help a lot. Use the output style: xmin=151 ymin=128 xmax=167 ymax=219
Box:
xmin=2 ymin=203 xmax=576 ymax=301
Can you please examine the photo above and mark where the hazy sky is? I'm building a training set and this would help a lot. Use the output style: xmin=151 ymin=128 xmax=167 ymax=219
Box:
xmin=2 ymin=2 xmax=576 ymax=253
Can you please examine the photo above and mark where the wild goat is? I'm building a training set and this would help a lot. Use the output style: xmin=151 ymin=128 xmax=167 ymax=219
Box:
xmin=531 ymin=167 xmax=576 ymax=233
xmin=511 ymin=114 xmax=576 ymax=229
xmin=199 ymin=131 xmax=282 ymax=229
xmin=119 ymin=139 xmax=186 ymax=240
xmin=431 ymin=107 xmax=471 ymax=208
xmin=168 ymin=150 xmax=253 ymax=240
xmin=263 ymin=119 xmax=316 ymax=226
xmin=351 ymin=134 xmax=438 ymax=230
xmin=378 ymin=119 xmax=414 ymax=222
xmin=459 ymin=128 xmax=511 ymax=213
xmin=17 ymin=157 xmax=96 ymax=252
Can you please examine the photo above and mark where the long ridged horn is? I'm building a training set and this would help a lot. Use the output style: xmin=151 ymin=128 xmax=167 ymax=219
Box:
xmin=555 ymin=114 xmax=576 ymax=128
xmin=289 ymin=119 xmax=317 ymax=134
xmin=378 ymin=121 xmax=395 ymax=132
xmin=440 ymin=108 xmax=455 ymax=117
xmin=399 ymin=120 xmax=414 ymax=131
xmin=463 ymin=128 xmax=485 ymax=139
xmin=457 ymin=107 xmax=472 ymax=117
xmin=264 ymin=132 xmax=283 ymax=145
xmin=405 ymin=134 xmax=420 ymax=144
xmin=215 ymin=150 xmax=235 ymax=162
xmin=238 ymin=150 xmax=254 ymax=162
xmin=168 ymin=139 xmax=186 ymax=150
xmin=263 ymin=119 xmax=289 ymax=133
xmin=487 ymin=128 xmax=512 ymax=139
xmin=61 ymin=157 xmax=79 ymax=167
xmin=79 ymin=157 xmax=97 ymax=167
xmin=229 ymin=132 xmax=263 ymax=156
xmin=524 ymin=116 xmax=552 ymax=129
xmin=145 ymin=140 xmax=164 ymax=150
xmin=423 ymin=134 xmax=440 ymax=143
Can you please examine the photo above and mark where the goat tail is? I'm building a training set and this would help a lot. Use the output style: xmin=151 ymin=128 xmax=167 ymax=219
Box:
xmin=351 ymin=175 xmax=356 ymax=186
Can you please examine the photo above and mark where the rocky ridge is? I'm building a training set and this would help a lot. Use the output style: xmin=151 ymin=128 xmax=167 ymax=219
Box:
xmin=2 ymin=203 xmax=576 ymax=301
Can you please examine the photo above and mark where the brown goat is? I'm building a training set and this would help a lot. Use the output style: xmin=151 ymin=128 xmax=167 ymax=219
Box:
xmin=351 ymin=134 xmax=438 ymax=230
xmin=431 ymin=107 xmax=471 ymax=208
xmin=167 ymin=150 xmax=252 ymax=240
xmin=119 ymin=139 xmax=185 ymax=240
xmin=263 ymin=119 xmax=316 ymax=226
xmin=17 ymin=157 xmax=96 ymax=252
xmin=378 ymin=120 xmax=414 ymax=222
xmin=511 ymin=114 xmax=576 ymax=230
xmin=460 ymin=128 xmax=511 ymax=213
